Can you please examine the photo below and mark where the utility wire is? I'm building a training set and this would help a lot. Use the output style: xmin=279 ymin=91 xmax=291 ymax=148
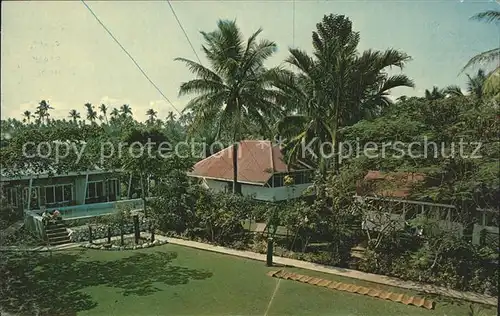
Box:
xmin=166 ymin=0 xmax=202 ymax=64
xmin=292 ymin=0 xmax=295 ymax=47
xmin=80 ymin=0 xmax=181 ymax=115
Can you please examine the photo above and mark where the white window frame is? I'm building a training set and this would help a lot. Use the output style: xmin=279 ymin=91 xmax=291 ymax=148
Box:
xmin=7 ymin=187 xmax=18 ymax=207
xmin=86 ymin=180 xmax=104 ymax=199
xmin=45 ymin=184 xmax=73 ymax=205
xmin=23 ymin=186 xmax=40 ymax=209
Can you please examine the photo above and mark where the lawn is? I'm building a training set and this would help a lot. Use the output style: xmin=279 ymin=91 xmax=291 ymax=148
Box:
xmin=2 ymin=244 xmax=496 ymax=316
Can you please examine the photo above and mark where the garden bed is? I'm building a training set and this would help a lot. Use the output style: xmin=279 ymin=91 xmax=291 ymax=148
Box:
xmin=81 ymin=237 xmax=168 ymax=251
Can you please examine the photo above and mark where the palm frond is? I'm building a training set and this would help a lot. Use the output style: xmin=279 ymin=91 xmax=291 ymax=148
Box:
xmin=461 ymin=48 xmax=500 ymax=73
xmin=470 ymin=10 xmax=500 ymax=24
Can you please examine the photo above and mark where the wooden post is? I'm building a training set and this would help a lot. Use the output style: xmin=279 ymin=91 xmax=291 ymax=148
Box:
xmin=107 ymin=226 xmax=111 ymax=244
xmin=266 ymin=237 xmax=274 ymax=266
xmin=150 ymin=220 xmax=155 ymax=242
xmin=133 ymin=215 xmax=140 ymax=244
xmin=88 ymin=225 xmax=93 ymax=243
xmin=83 ymin=173 xmax=89 ymax=205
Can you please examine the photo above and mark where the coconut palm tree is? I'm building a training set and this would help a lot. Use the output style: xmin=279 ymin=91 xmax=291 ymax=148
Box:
xmin=462 ymin=10 xmax=500 ymax=72
xmin=120 ymin=104 xmax=133 ymax=117
xmin=166 ymin=111 xmax=176 ymax=122
xmin=22 ymin=110 xmax=32 ymax=124
xmin=424 ymin=86 xmax=446 ymax=100
xmin=110 ymin=108 xmax=119 ymax=118
xmin=68 ymin=109 xmax=81 ymax=123
xmin=146 ymin=109 xmax=157 ymax=124
xmin=34 ymin=100 xmax=53 ymax=125
xmin=176 ymin=19 xmax=278 ymax=194
xmin=99 ymin=104 xmax=109 ymax=124
xmin=84 ymin=103 xmax=98 ymax=124
xmin=272 ymin=14 xmax=414 ymax=173
xmin=465 ymin=69 xmax=488 ymax=99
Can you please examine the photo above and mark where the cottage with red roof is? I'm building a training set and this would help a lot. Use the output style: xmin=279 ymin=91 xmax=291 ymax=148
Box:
xmin=188 ymin=140 xmax=315 ymax=201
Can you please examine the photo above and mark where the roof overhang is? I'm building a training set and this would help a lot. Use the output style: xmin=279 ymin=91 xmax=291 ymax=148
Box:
xmin=188 ymin=174 xmax=266 ymax=186
xmin=1 ymin=169 xmax=123 ymax=182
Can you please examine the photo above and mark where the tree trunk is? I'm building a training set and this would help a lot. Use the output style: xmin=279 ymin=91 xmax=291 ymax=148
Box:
xmin=232 ymin=108 xmax=241 ymax=195
xmin=232 ymin=141 xmax=240 ymax=194
xmin=140 ymin=173 xmax=147 ymax=217
xmin=107 ymin=226 xmax=111 ymax=244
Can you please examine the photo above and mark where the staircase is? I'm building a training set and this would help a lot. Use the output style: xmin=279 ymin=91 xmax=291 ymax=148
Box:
xmin=45 ymin=218 xmax=71 ymax=246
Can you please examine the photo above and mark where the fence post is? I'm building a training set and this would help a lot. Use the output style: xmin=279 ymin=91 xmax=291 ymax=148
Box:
xmin=133 ymin=215 xmax=140 ymax=244
xmin=266 ymin=237 xmax=274 ymax=266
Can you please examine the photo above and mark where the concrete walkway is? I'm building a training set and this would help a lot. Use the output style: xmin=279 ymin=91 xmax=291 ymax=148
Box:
xmin=1 ymin=233 xmax=496 ymax=307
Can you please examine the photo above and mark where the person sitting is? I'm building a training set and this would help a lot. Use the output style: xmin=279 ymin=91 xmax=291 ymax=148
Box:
xmin=53 ymin=209 xmax=61 ymax=221
xmin=41 ymin=210 xmax=51 ymax=226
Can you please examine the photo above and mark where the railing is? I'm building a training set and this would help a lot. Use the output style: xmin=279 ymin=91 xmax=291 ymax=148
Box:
xmin=29 ymin=198 xmax=144 ymax=220
xmin=24 ymin=210 xmax=46 ymax=239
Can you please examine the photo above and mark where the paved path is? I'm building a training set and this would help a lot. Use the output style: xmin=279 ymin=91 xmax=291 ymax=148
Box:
xmin=1 ymin=233 xmax=496 ymax=307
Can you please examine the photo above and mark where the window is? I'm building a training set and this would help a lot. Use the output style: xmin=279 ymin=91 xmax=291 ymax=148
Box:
xmin=273 ymin=174 xmax=284 ymax=187
xmin=55 ymin=186 xmax=63 ymax=202
xmin=45 ymin=187 xmax=55 ymax=204
xmin=5 ymin=188 xmax=18 ymax=207
xmin=44 ymin=184 xmax=72 ymax=205
xmin=63 ymin=185 xmax=72 ymax=201
xmin=23 ymin=187 xmax=40 ymax=209
xmin=484 ymin=211 xmax=499 ymax=228
xmin=87 ymin=182 xmax=96 ymax=198
xmin=96 ymin=182 xmax=103 ymax=197
xmin=86 ymin=181 xmax=104 ymax=199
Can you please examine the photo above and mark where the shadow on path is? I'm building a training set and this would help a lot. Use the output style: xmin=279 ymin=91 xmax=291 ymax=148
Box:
xmin=1 ymin=249 xmax=212 ymax=315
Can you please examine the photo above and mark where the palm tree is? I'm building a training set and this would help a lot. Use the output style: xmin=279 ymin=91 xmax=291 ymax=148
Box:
xmin=424 ymin=86 xmax=446 ymax=100
xmin=462 ymin=10 xmax=500 ymax=72
xmin=272 ymin=14 xmax=414 ymax=173
xmin=110 ymin=108 xmax=120 ymax=118
xmin=68 ymin=109 xmax=81 ymax=123
xmin=35 ymin=100 xmax=53 ymax=125
xmin=146 ymin=109 xmax=157 ymax=124
xmin=84 ymin=103 xmax=98 ymax=124
xmin=466 ymin=69 xmax=487 ymax=99
xmin=22 ymin=110 xmax=32 ymax=124
xmin=166 ymin=111 xmax=176 ymax=122
xmin=176 ymin=19 xmax=278 ymax=194
xmin=99 ymin=104 xmax=109 ymax=124
xmin=120 ymin=104 xmax=133 ymax=117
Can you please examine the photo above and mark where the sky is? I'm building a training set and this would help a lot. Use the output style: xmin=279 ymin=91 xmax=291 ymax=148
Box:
xmin=1 ymin=0 xmax=499 ymax=122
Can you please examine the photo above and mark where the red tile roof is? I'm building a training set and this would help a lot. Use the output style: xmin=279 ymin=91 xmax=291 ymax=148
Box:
xmin=189 ymin=140 xmax=308 ymax=185
xmin=357 ymin=170 xmax=425 ymax=198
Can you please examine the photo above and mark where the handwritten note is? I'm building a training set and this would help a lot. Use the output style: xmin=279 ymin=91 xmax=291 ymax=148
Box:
xmin=30 ymin=40 xmax=61 ymax=77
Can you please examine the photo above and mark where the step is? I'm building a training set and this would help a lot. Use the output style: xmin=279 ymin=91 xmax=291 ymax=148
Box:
xmin=46 ymin=223 xmax=66 ymax=228
xmin=46 ymin=226 xmax=67 ymax=232
xmin=46 ymin=229 xmax=67 ymax=235
xmin=48 ymin=235 xmax=70 ymax=243
xmin=47 ymin=231 xmax=68 ymax=238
